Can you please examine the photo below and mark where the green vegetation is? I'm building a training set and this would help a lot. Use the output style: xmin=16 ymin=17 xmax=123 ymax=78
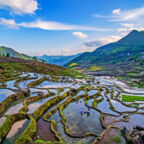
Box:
xmin=0 ymin=46 xmax=31 ymax=60
xmin=0 ymin=90 xmax=30 ymax=116
xmin=111 ymin=136 xmax=121 ymax=143
xmin=69 ymin=62 xmax=78 ymax=68
xmin=122 ymin=95 xmax=144 ymax=102
xmin=35 ymin=139 xmax=64 ymax=144
xmin=89 ymin=65 xmax=102 ymax=71
xmin=127 ymin=72 xmax=138 ymax=76
xmin=65 ymin=30 xmax=144 ymax=88
xmin=65 ymin=30 xmax=144 ymax=67
xmin=28 ymin=76 xmax=47 ymax=87
xmin=0 ymin=57 xmax=85 ymax=80
xmin=0 ymin=113 xmax=28 ymax=141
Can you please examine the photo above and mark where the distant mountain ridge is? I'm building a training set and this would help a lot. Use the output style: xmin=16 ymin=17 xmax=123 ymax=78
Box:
xmin=65 ymin=30 xmax=144 ymax=68
xmin=37 ymin=53 xmax=82 ymax=66
xmin=0 ymin=46 xmax=31 ymax=60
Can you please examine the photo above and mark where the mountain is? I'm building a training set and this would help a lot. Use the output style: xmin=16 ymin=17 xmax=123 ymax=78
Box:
xmin=37 ymin=53 xmax=82 ymax=66
xmin=0 ymin=46 xmax=31 ymax=60
xmin=65 ymin=30 xmax=144 ymax=68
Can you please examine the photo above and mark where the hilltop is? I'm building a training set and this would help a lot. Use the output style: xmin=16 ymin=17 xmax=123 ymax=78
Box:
xmin=65 ymin=30 xmax=144 ymax=88
xmin=0 ymin=46 xmax=31 ymax=60
xmin=65 ymin=30 xmax=144 ymax=67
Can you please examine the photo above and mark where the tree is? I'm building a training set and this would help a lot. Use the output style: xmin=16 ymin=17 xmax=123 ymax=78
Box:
xmin=32 ymin=57 xmax=37 ymax=60
xmin=6 ymin=53 xmax=10 ymax=57
xmin=41 ymin=59 xmax=45 ymax=63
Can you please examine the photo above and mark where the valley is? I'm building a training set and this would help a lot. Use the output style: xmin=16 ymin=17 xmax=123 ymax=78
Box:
xmin=0 ymin=56 xmax=144 ymax=144
xmin=0 ymin=0 xmax=144 ymax=144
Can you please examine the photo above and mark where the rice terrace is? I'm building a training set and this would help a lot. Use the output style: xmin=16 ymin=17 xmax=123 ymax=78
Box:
xmin=0 ymin=56 xmax=143 ymax=144
xmin=0 ymin=0 xmax=144 ymax=144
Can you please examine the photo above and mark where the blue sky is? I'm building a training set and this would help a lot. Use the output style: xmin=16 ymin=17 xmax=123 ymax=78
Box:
xmin=0 ymin=0 xmax=144 ymax=56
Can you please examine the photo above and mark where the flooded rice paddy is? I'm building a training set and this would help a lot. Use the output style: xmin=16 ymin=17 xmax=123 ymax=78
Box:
xmin=0 ymin=73 xmax=144 ymax=144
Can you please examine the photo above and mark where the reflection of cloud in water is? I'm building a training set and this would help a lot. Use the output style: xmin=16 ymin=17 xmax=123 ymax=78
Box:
xmin=0 ymin=117 xmax=6 ymax=127
xmin=111 ymin=99 xmax=136 ymax=112
xmin=0 ymin=89 xmax=15 ymax=102
xmin=28 ymin=103 xmax=41 ymax=114
xmin=36 ymin=81 xmax=73 ymax=89
xmin=30 ymin=88 xmax=49 ymax=96
xmin=114 ymin=114 xmax=144 ymax=131
xmin=5 ymin=103 xmax=23 ymax=115
xmin=6 ymin=119 xmax=27 ymax=138
xmin=6 ymin=80 xmax=17 ymax=89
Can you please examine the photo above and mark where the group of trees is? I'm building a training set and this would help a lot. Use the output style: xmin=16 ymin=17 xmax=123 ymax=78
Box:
xmin=0 ymin=53 xmax=10 ymax=57
xmin=32 ymin=56 xmax=45 ymax=63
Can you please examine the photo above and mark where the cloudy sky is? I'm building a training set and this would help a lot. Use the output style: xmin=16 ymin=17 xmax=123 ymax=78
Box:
xmin=0 ymin=0 xmax=144 ymax=56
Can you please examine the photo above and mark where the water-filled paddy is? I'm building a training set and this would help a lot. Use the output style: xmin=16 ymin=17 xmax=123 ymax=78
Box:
xmin=0 ymin=73 xmax=144 ymax=144
xmin=97 ymin=96 xmax=119 ymax=116
xmin=63 ymin=99 xmax=104 ymax=136
xmin=36 ymin=81 xmax=73 ymax=88
xmin=0 ymin=89 xmax=15 ymax=102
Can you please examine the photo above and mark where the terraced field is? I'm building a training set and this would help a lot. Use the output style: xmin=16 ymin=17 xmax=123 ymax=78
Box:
xmin=0 ymin=72 xmax=144 ymax=144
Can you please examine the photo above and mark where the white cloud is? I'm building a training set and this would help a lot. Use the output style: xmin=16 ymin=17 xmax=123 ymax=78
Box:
xmin=111 ymin=7 xmax=144 ymax=21
xmin=112 ymin=9 xmax=121 ymax=14
xmin=73 ymin=32 xmax=88 ymax=39
xmin=0 ymin=0 xmax=38 ymax=15
xmin=0 ymin=18 xmax=110 ymax=31
xmin=92 ymin=14 xmax=104 ymax=18
xmin=83 ymin=35 xmax=121 ymax=47
xmin=61 ymin=48 xmax=71 ymax=53
xmin=121 ymin=23 xmax=134 ymax=28
xmin=0 ymin=18 xmax=17 ymax=28
xmin=118 ymin=23 xmax=144 ymax=35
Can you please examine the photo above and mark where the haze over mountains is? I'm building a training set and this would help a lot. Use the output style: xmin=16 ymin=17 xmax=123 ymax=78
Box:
xmin=0 ymin=46 xmax=81 ymax=66
xmin=36 ymin=53 xmax=82 ymax=66
xmin=1 ymin=30 xmax=144 ymax=69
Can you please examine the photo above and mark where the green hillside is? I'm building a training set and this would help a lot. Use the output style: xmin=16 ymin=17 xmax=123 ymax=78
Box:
xmin=65 ymin=30 xmax=144 ymax=67
xmin=0 ymin=46 xmax=31 ymax=60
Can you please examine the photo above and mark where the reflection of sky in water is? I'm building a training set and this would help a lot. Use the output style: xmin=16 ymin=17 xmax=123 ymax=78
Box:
xmin=88 ymin=90 xmax=98 ymax=96
xmin=60 ymin=88 xmax=70 ymax=96
xmin=3 ymin=119 xmax=30 ymax=144
xmin=28 ymin=95 xmax=56 ymax=114
xmin=63 ymin=99 xmax=103 ymax=136
xmin=114 ymin=114 xmax=144 ymax=130
xmin=49 ymin=111 xmax=61 ymax=122
xmin=0 ymin=117 xmax=6 ymax=127
xmin=36 ymin=81 xmax=73 ymax=89
xmin=19 ymin=73 xmax=36 ymax=78
xmin=30 ymin=88 xmax=49 ymax=97
xmin=6 ymin=80 xmax=17 ymax=89
xmin=73 ymin=91 xmax=85 ymax=98
xmin=0 ymin=89 xmax=15 ymax=102
xmin=97 ymin=96 xmax=119 ymax=116
xmin=111 ymin=99 xmax=136 ymax=112
xmin=19 ymin=75 xmax=42 ymax=89
xmin=5 ymin=103 xmax=24 ymax=115
xmin=55 ymin=121 xmax=95 ymax=144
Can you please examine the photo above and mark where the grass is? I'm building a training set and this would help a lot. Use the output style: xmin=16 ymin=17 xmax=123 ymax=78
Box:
xmin=0 ymin=56 xmax=85 ymax=80
xmin=127 ymin=72 xmax=139 ymax=76
xmin=88 ymin=65 xmax=102 ymax=71
xmin=34 ymin=139 xmax=64 ymax=144
xmin=122 ymin=95 xmax=144 ymax=102
xmin=112 ymin=136 xmax=121 ymax=143
xmin=69 ymin=62 xmax=78 ymax=68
